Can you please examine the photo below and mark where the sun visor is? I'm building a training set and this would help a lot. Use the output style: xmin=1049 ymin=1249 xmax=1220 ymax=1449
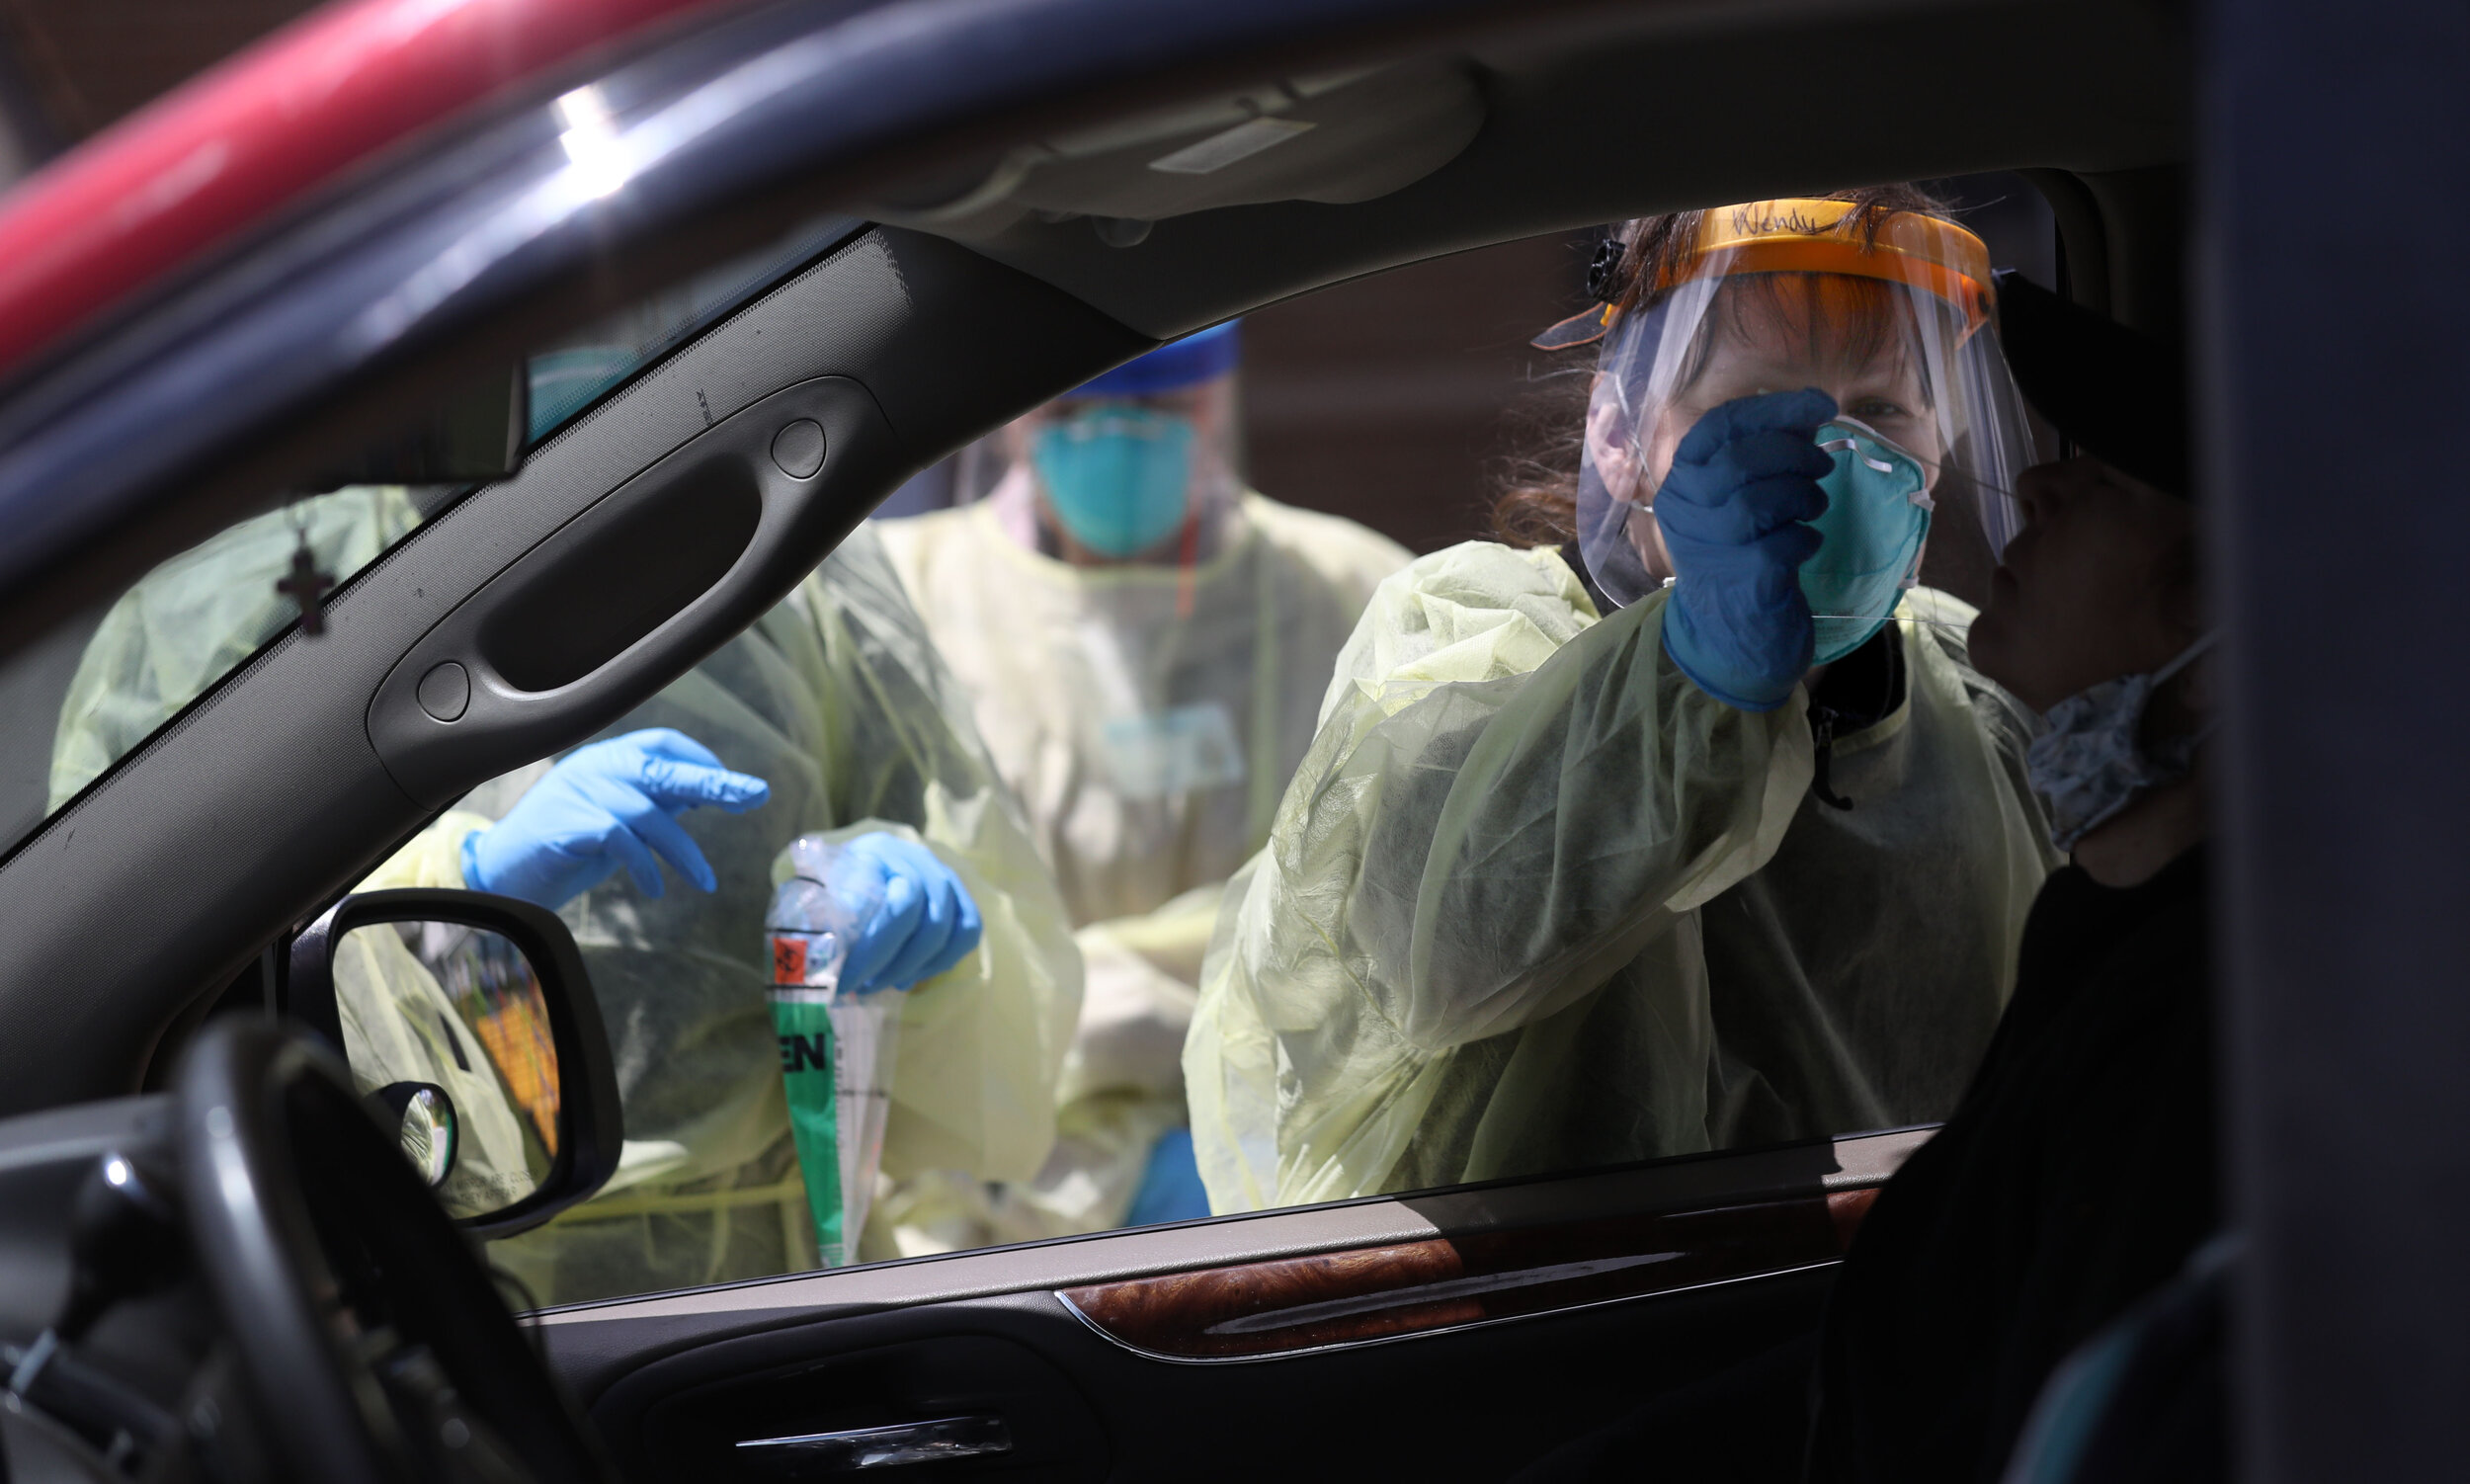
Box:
xmin=865 ymin=59 xmax=1484 ymax=241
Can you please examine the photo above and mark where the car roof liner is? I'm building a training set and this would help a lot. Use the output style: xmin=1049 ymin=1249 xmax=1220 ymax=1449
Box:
xmin=880 ymin=0 xmax=2185 ymax=337
xmin=864 ymin=57 xmax=1489 ymax=239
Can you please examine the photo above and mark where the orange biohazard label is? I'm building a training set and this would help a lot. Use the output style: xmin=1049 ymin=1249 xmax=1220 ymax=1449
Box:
xmin=772 ymin=934 xmax=808 ymax=986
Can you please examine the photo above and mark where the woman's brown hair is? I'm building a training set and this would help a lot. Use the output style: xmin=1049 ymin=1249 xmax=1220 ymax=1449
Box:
xmin=1493 ymin=182 xmax=1960 ymax=547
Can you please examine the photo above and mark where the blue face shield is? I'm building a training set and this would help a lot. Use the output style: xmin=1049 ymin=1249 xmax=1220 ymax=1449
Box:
xmin=1031 ymin=406 xmax=1196 ymax=558
xmin=1800 ymin=420 xmax=1934 ymax=663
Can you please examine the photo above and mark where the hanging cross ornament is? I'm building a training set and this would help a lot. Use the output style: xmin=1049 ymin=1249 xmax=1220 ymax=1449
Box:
xmin=277 ymin=539 xmax=336 ymax=636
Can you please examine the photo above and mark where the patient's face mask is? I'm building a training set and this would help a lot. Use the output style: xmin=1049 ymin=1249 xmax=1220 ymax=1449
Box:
xmin=1032 ymin=405 xmax=1195 ymax=558
xmin=2025 ymin=633 xmax=2216 ymax=852
xmin=1804 ymin=420 xmax=1934 ymax=663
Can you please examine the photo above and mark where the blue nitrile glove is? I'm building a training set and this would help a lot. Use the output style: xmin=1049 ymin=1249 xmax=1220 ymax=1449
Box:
xmin=820 ymin=832 xmax=984 ymax=993
xmin=1655 ymin=388 xmax=1839 ymax=711
xmin=1123 ymin=1126 xmax=1212 ymax=1226
xmin=462 ymin=728 xmax=771 ymax=910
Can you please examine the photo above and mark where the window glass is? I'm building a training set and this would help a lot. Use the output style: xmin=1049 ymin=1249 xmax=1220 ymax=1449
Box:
xmin=439 ymin=176 xmax=2058 ymax=1312
xmin=454 ymin=227 xmax=1607 ymax=1306
xmin=15 ymin=171 xmax=2078 ymax=1309
xmin=0 ymin=214 xmax=860 ymax=858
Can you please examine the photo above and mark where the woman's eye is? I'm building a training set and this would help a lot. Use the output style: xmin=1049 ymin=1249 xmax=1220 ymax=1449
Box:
xmin=1850 ymin=399 xmax=1912 ymax=421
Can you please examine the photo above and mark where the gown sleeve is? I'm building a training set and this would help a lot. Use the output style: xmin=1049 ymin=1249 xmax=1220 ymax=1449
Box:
xmin=1187 ymin=540 xmax=1815 ymax=1209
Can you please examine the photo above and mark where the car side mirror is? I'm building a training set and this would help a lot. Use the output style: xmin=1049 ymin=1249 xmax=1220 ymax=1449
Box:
xmin=285 ymin=888 xmax=622 ymax=1240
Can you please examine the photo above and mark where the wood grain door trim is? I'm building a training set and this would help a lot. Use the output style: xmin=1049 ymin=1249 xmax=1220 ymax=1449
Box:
xmin=1057 ymin=1188 xmax=1879 ymax=1363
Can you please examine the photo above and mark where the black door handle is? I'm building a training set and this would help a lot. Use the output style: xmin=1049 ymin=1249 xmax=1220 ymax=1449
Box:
xmin=734 ymin=1414 xmax=1013 ymax=1474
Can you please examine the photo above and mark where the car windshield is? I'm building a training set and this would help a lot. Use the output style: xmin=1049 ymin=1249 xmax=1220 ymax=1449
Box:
xmin=0 ymin=214 xmax=859 ymax=860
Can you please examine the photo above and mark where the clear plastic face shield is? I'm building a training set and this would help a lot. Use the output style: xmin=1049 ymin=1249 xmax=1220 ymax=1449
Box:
xmin=1576 ymin=201 xmax=2035 ymax=640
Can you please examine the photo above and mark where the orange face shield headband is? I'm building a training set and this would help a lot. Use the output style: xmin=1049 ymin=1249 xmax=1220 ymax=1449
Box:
xmin=1533 ymin=198 xmax=1996 ymax=352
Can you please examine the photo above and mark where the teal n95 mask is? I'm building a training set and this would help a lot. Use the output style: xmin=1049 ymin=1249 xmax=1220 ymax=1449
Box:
xmin=1803 ymin=419 xmax=1933 ymax=663
xmin=1031 ymin=405 xmax=1196 ymax=557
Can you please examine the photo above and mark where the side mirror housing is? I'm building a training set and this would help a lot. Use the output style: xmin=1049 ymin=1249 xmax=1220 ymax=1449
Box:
xmin=285 ymin=888 xmax=622 ymax=1240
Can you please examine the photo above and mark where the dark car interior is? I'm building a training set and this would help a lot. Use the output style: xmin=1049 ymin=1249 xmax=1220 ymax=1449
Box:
xmin=0 ymin=0 xmax=2223 ymax=1478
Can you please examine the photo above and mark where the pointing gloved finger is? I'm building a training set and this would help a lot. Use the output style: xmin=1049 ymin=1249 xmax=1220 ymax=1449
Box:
xmin=624 ymin=727 xmax=727 ymax=770
xmin=637 ymin=756 xmax=772 ymax=814
xmin=1675 ymin=388 xmax=1840 ymax=465
xmin=467 ymin=727 xmax=763 ymax=911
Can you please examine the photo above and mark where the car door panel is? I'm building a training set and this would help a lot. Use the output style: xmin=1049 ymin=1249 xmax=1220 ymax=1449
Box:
xmin=633 ymin=1333 xmax=1112 ymax=1481
xmin=556 ymin=1130 xmax=1924 ymax=1478
xmin=1054 ymin=1189 xmax=1874 ymax=1363
xmin=610 ymin=1283 xmax=1832 ymax=1481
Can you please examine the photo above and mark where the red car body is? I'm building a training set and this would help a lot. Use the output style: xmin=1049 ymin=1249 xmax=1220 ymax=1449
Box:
xmin=0 ymin=0 xmax=738 ymax=378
